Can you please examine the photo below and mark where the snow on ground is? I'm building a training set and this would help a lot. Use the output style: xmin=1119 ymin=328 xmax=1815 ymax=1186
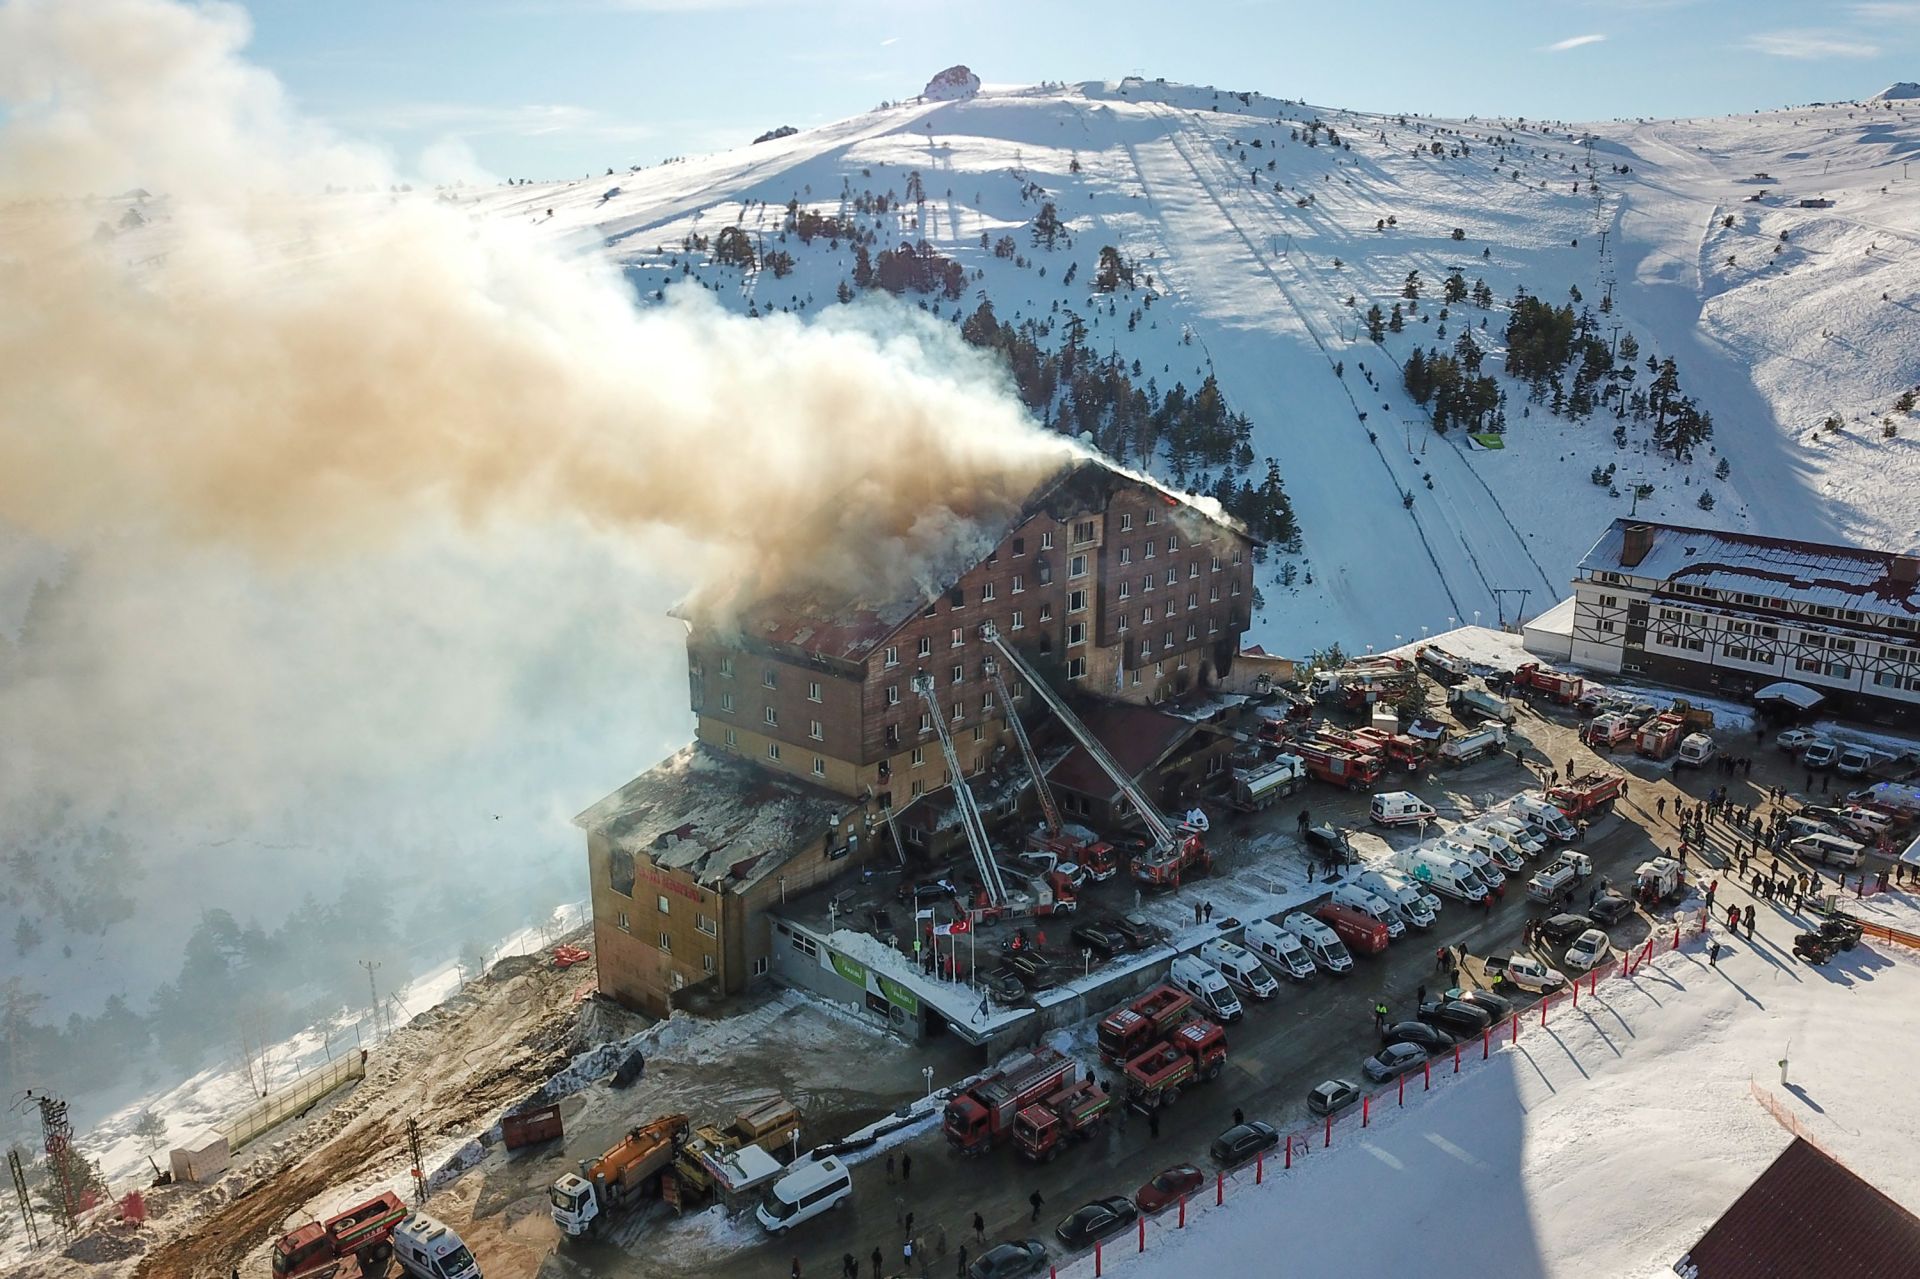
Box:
xmin=458 ymin=83 xmax=1920 ymax=657
xmin=1055 ymin=891 xmax=1920 ymax=1279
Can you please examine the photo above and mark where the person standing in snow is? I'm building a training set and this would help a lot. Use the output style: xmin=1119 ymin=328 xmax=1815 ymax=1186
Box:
xmin=1708 ymin=939 xmax=1721 ymax=967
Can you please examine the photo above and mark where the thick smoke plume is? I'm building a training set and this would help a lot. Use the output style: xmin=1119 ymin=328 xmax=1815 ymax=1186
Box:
xmin=0 ymin=0 xmax=1073 ymax=607
xmin=0 ymin=0 xmax=1072 ymax=1089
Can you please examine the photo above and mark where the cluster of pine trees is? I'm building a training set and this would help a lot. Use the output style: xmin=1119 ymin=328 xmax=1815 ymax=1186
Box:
xmin=854 ymin=240 xmax=968 ymax=298
xmin=1402 ymin=334 xmax=1502 ymax=432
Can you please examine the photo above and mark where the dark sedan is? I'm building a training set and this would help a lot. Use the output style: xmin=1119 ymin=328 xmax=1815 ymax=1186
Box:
xmin=1134 ymin=1164 xmax=1206 ymax=1214
xmin=1054 ymin=1197 xmax=1138 ymax=1250
xmin=1589 ymin=893 xmax=1634 ymax=925
xmin=1108 ymin=915 xmax=1158 ymax=949
xmin=969 ymin=1240 xmax=1049 ymax=1279
xmin=1539 ymin=912 xmax=1595 ymax=945
xmin=1381 ymin=1020 xmax=1457 ymax=1054
xmin=1070 ymin=921 xmax=1130 ymax=958
xmin=1449 ymin=988 xmax=1513 ymax=1021
xmin=1209 ymin=1120 xmax=1280 ymax=1166
xmin=1419 ymin=998 xmax=1494 ymax=1038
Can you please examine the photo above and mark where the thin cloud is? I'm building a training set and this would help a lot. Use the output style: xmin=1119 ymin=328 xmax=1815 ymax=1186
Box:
xmin=880 ymin=35 xmax=898 ymax=46
xmin=1544 ymin=33 xmax=1607 ymax=52
xmin=336 ymin=101 xmax=654 ymax=141
xmin=1849 ymin=2 xmax=1920 ymax=19
xmin=1744 ymin=29 xmax=1881 ymax=59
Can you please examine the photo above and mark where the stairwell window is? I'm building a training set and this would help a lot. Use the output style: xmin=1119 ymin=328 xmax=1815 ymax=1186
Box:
xmin=1070 ymin=554 xmax=1088 ymax=578
xmin=752 ymin=956 xmax=770 ymax=977
xmin=1067 ymin=657 xmax=1087 ymax=680
xmin=1068 ymin=622 xmax=1086 ymax=647
xmin=1070 ymin=589 xmax=1087 ymax=613
xmin=912 ymin=746 xmax=925 ymax=767
xmin=658 ymin=933 xmax=672 ymax=955
xmin=702 ymin=954 xmax=716 ymax=976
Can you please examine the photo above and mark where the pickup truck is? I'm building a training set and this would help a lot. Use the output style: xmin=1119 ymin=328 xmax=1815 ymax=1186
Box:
xmin=1526 ymin=851 xmax=1593 ymax=904
xmin=1482 ymin=954 xmax=1568 ymax=994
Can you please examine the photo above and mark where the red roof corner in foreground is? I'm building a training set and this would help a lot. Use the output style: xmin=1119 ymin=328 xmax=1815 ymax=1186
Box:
xmin=1676 ymin=1137 xmax=1920 ymax=1279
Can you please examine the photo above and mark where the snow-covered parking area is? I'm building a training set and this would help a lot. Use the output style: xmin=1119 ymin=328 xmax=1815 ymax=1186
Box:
xmin=1055 ymin=893 xmax=1920 ymax=1279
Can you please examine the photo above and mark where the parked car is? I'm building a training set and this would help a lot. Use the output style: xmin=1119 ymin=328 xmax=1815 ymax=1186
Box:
xmin=969 ymin=1240 xmax=1049 ymax=1279
xmin=1538 ymin=913 xmax=1595 ymax=946
xmin=1381 ymin=1020 xmax=1456 ymax=1054
xmin=1802 ymin=739 xmax=1841 ymax=770
xmin=1775 ymin=728 xmax=1820 ymax=754
xmin=1305 ymin=823 xmax=1355 ymax=863
xmin=1307 ymin=1078 xmax=1362 ymax=1117
xmin=1362 ymin=1041 xmax=1429 ymax=1082
xmin=1133 ymin=1165 xmax=1206 ymax=1214
xmin=1837 ymin=806 xmax=1895 ymax=839
xmin=898 ymin=876 xmax=961 ymax=905
xmin=1449 ymin=988 xmax=1513 ymax=1021
xmin=1070 ymin=921 xmax=1130 ymax=959
xmin=982 ymin=969 xmax=1027 ymax=1002
xmin=1209 ymin=1121 xmax=1280 ymax=1167
xmin=1108 ymin=915 xmax=1158 ymax=949
xmin=1564 ymin=929 xmax=1611 ymax=971
xmin=1004 ymin=953 xmax=1059 ymax=993
xmin=1589 ymin=892 xmax=1634 ymax=925
xmin=1053 ymin=1198 xmax=1138 ymax=1250
xmin=1418 ymin=999 xmax=1494 ymax=1038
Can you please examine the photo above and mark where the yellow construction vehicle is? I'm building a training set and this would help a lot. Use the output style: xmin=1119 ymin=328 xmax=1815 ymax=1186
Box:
xmin=548 ymin=1113 xmax=689 ymax=1237
xmin=664 ymin=1097 xmax=801 ymax=1209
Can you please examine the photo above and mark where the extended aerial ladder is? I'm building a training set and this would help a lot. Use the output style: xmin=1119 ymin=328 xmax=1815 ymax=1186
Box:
xmin=913 ymin=675 xmax=1011 ymax=906
xmin=983 ymin=654 xmax=1065 ymax=836
xmin=980 ymin=624 xmax=1205 ymax=881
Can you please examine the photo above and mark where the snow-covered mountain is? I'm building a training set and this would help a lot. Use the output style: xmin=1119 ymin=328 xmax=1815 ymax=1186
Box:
xmin=461 ymin=78 xmax=1920 ymax=651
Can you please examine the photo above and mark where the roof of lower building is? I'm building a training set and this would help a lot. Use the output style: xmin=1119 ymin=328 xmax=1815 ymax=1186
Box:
xmin=573 ymin=745 xmax=845 ymax=891
xmin=714 ymin=456 xmax=1253 ymax=664
xmin=1578 ymin=519 xmax=1920 ymax=622
xmin=1046 ymin=701 xmax=1205 ymax=803
xmin=1679 ymin=1137 xmax=1920 ymax=1279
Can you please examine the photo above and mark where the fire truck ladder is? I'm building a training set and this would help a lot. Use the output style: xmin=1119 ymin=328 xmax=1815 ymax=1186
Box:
xmin=912 ymin=675 xmax=1010 ymax=906
xmin=980 ymin=624 xmax=1182 ymax=857
xmin=880 ymin=804 xmax=909 ymax=867
xmin=983 ymin=655 xmax=1064 ymax=836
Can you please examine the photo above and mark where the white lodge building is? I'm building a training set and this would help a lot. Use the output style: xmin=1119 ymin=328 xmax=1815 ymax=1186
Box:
xmin=1570 ymin=519 xmax=1920 ymax=728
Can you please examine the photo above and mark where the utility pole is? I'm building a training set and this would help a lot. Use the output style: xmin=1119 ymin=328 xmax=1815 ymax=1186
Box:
xmin=7 ymin=1146 xmax=39 ymax=1248
xmin=405 ymin=1118 xmax=428 ymax=1205
xmin=18 ymin=1091 xmax=78 ymax=1237
xmin=359 ymin=960 xmax=383 ymax=1039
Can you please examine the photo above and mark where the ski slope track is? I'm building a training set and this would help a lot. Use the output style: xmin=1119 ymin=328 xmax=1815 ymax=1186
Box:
xmin=471 ymin=82 xmax=1920 ymax=651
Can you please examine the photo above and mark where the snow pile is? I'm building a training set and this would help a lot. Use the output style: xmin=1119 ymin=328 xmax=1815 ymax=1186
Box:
xmin=1056 ymin=895 xmax=1920 ymax=1279
xmin=534 ymin=1011 xmax=695 ymax=1102
xmin=922 ymin=65 xmax=981 ymax=100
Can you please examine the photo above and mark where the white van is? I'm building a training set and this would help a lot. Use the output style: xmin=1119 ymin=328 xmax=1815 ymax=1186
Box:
xmin=1356 ymin=869 xmax=1438 ymax=929
xmin=756 ymin=1156 xmax=853 ymax=1234
xmin=1199 ymin=939 xmax=1280 ymax=1000
xmin=1394 ymin=848 xmax=1488 ymax=901
xmin=1509 ymin=794 xmax=1578 ymax=843
xmin=1675 ymin=733 xmax=1715 ymax=769
xmin=1370 ymin=791 xmax=1438 ymax=827
xmin=1243 ymin=919 xmax=1316 ymax=980
xmin=1790 ymin=832 xmax=1866 ymax=869
xmin=393 ymin=1215 xmax=482 ymax=1279
xmin=1479 ymin=816 xmax=1546 ymax=859
xmin=1436 ymin=838 xmax=1505 ymax=888
xmin=1453 ymin=826 xmax=1528 ymax=873
xmin=1170 ymin=954 xmax=1244 ymax=1021
xmin=1802 ymin=739 xmax=1840 ymax=770
xmin=1330 ymin=883 xmax=1406 ymax=938
xmin=1836 ymin=744 xmax=1877 ymax=777
xmin=1280 ymin=912 xmax=1353 ymax=975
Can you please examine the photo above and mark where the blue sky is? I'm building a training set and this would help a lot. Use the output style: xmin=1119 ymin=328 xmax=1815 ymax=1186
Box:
xmin=242 ymin=0 xmax=1920 ymax=179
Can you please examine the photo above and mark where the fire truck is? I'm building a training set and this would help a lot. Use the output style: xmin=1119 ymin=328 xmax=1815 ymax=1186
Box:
xmin=1512 ymin=662 xmax=1585 ymax=706
xmin=1292 ymin=739 xmax=1382 ymax=791
xmin=942 ymin=1048 xmax=1081 ymax=1155
xmin=273 ymin=1193 xmax=410 ymax=1279
xmin=1120 ymin=1019 xmax=1228 ymax=1111
xmin=1635 ymin=712 xmax=1686 ymax=760
xmin=1310 ymin=657 xmax=1419 ymax=711
xmin=1545 ymin=772 xmax=1625 ymax=820
xmin=981 ymin=625 xmax=1210 ymax=891
xmin=1096 ymin=984 xmax=1198 ymax=1065
xmin=1352 ymin=726 xmax=1429 ymax=772
xmin=1011 ymin=1078 xmax=1111 ymax=1162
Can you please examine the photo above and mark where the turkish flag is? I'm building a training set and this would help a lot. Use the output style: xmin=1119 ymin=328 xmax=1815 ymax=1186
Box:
xmin=947 ymin=918 xmax=972 ymax=935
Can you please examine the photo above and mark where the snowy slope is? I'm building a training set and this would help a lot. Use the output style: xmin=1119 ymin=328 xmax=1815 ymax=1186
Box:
xmin=455 ymin=81 xmax=1920 ymax=653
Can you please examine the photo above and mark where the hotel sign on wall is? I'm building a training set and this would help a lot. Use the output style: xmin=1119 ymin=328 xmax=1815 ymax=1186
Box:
xmin=822 ymin=947 xmax=919 ymax=1015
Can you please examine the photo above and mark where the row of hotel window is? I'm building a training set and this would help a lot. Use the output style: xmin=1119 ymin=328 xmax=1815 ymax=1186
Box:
xmin=1592 ymin=574 xmax=1920 ymax=632
xmin=1629 ymin=613 xmax=1920 ymax=690
xmin=611 ymin=908 xmax=773 ymax=979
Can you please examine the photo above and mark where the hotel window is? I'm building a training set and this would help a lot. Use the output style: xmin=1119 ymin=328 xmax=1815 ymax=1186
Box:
xmin=808 ymin=719 xmax=823 ymax=741
xmin=618 ymin=911 xmax=630 ymax=932
xmin=1164 ymin=631 xmax=1175 ymax=649
xmin=1598 ymin=594 xmax=1619 ymax=608
xmin=753 ymin=956 xmax=770 ymax=977
xmin=1070 ymin=554 xmax=1088 ymax=578
xmin=696 ymin=913 xmax=717 ymax=937
xmin=885 ymin=724 xmax=899 ymax=747
xmin=1168 ymin=535 xmax=1179 ymax=552
xmin=657 ymin=894 xmax=671 ymax=914
xmin=1120 ymin=513 xmax=1134 ymax=532
xmin=982 ymin=693 xmax=995 ymax=713
xmin=1120 ymin=547 xmax=1132 ymax=565
xmin=1188 ymin=592 xmax=1199 ymax=610
xmin=951 ymin=627 xmax=964 ymax=648
xmin=1011 ymin=610 xmax=1026 ymax=630
xmin=702 ymin=954 xmax=716 ymax=976
xmin=972 ymin=726 xmax=985 ymax=743
xmin=1231 ymin=580 xmax=1242 ymax=596
xmin=884 ymin=645 xmax=899 ymax=668
xmin=724 ymin=728 xmax=737 ymax=747
xmin=811 ymin=757 xmax=826 ymax=777
xmin=1039 ymin=603 xmax=1053 ymax=622
xmin=1139 ymin=640 xmax=1152 ymax=660
xmin=719 ymin=690 xmax=735 ymax=713
xmin=919 ymin=712 xmax=933 ymax=733
xmin=1164 ymin=600 xmax=1176 ymax=618
xmin=1011 ymin=574 xmax=1025 ymax=594
xmin=1013 ymin=537 xmax=1026 ymax=557
xmin=1186 ymin=622 xmax=1198 ymax=642
xmin=719 ymin=656 xmax=734 ymax=679
xmin=658 ymin=933 xmax=672 ymax=954
xmin=764 ymin=706 xmax=778 ymax=726
xmin=1068 ymin=622 xmax=1086 ymax=646
xmin=807 ymin=680 xmax=822 ymax=702
xmin=1070 ymin=589 xmax=1087 ymax=613
xmin=1040 ymin=530 xmax=1054 ymax=550
xmin=981 ymin=582 xmax=996 ymax=603
xmin=1143 ymin=573 xmax=1155 ymax=593
xmin=1067 ymin=657 xmax=1087 ymax=680
xmin=1211 ymin=555 xmax=1222 ymax=572
xmin=952 ymin=700 xmax=964 ymax=721
xmin=1072 ymin=520 xmax=1096 ymax=544
xmin=1189 ymin=563 xmax=1200 ymax=579
xmin=911 ymin=746 xmax=925 ymax=766
xmin=1141 ymin=607 xmax=1152 ymax=626
xmin=1231 ymin=548 xmax=1243 ymax=566
xmin=1208 ymin=619 xmax=1218 ymax=635
xmin=951 ymin=663 xmax=964 ymax=685
xmin=767 ymin=742 xmax=781 ymax=761
xmin=1144 ymin=541 xmax=1157 ymax=559
xmin=918 ymin=636 xmax=932 ymax=658
xmin=1117 ymin=614 xmax=1130 ymax=632
xmin=1146 ymin=508 xmax=1158 ymax=525
xmin=1209 ymin=585 xmax=1220 ymax=602
xmin=910 ymin=780 xmax=924 ymax=797
xmin=1119 ymin=582 xmax=1132 ymax=601
xmin=763 ymin=668 xmax=777 ymax=689
xmin=1165 ymin=568 xmax=1178 ymax=587
xmin=886 ymin=684 xmax=900 ymax=706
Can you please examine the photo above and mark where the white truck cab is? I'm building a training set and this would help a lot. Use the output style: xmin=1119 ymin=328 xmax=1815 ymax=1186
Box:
xmin=1509 ymin=794 xmax=1578 ymax=842
xmin=1280 ymin=912 xmax=1353 ymax=975
xmin=1369 ymin=790 xmax=1438 ymax=827
xmin=1356 ymin=869 xmax=1437 ymax=930
xmin=1675 ymin=733 xmax=1716 ymax=769
xmin=1170 ymin=954 xmax=1244 ymax=1021
xmin=1436 ymin=838 xmax=1506 ymax=888
xmin=1479 ymin=816 xmax=1546 ymax=858
xmin=1395 ymin=847 xmax=1488 ymax=902
xmin=1243 ymin=919 xmax=1316 ymax=980
xmin=393 ymin=1214 xmax=482 ymax=1279
xmin=1330 ymin=883 xmax=1406 ymax=938
xmin=1199 ymin=939 xmax=1280 ymax=1000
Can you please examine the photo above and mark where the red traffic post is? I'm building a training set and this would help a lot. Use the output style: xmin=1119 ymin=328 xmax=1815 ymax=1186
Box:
xmin=1398 ymin=1073 xmax=1406 ymax=1106
xmin=1216 ymin=1171 xmax=1224 ymax=1205
xmin=1510 ymin=1011 xmax=1520 ymax=1043
xmin=1589 ymin=970 xmax=1598 ymax=997
xmin=1138 ymin=1213 xmax=1146 ymax=1251
xmin=1095 ymin=1241 xmax=1103 ymax=1277
xmin=1256 ymin=1152 xmax=1264 ymax=1185
xmin=1178 ymin=1194 xmax=1187 ymax=1228
xmin=1324 ymin=1113 xmax=1331 ymax=1148
xmin=1454 ymin=1042 xmax=1461 ymax=1074
xmin=1541 ymin=994 xmax=1549 ymax=1027
xmin=1362 ymin=1094 xmax=1370 ymax=1127
xmin=1284 ymin=1135 xmax=1291 ymax=1170
xmin=1423 ymin=1059 xmax=1431 ymax=1091
xmin=1671 ymin=926 xmax=1680 ymax=953
xmin=1482 ymin=1026 xmax=1491 ymax=1060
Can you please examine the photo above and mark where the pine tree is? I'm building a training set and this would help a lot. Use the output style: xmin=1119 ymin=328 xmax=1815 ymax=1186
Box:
xmin=1402 ymin=270 xmax=1422 ymax=300
xmin=1366 ymin=304 xmax=1386 ymax=343
xmin=1618 ymin=332 xmax=1640 ymax=364
xmin=1388 ymin=303 xmax=1405 ymax=333
xmin=1030 ymin=201 xmax=1065 ymax=250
